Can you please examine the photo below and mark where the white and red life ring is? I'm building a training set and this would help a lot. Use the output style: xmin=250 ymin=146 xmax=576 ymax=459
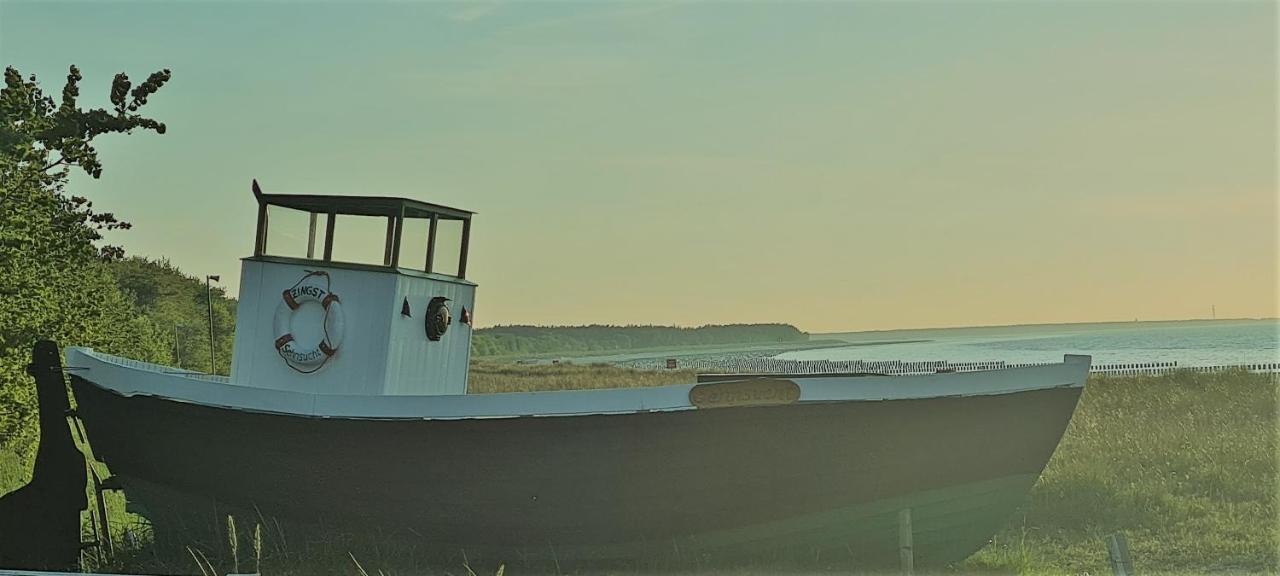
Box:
xmin=273 ymin=271 xmax=345 ymax=373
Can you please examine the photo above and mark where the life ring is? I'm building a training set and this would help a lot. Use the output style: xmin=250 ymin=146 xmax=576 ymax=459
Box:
xmin=273 ymin=271 xmax=344 ymax=373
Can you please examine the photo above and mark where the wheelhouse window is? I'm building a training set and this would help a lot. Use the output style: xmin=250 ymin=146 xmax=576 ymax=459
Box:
xmin=330 ymin=214 xmax=391 ymax=267
xmin=261 ymin=205 xmax=319 ymax=259
xmin=396 ymin=212 xmax=470 ymax=278
xmin=429 ymin=218 xmax=465 ymax=277
xmin=252 ymin=185 xmax=473 ymax=279
xmin=399 ymin=217 xmax=431 ymax=272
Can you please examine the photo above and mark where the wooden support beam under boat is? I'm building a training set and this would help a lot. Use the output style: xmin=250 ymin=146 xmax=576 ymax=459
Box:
xmin=0 ymin=341 xmax=88 ymax=571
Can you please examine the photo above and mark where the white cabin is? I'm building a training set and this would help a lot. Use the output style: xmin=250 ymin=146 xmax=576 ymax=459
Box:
xmin=229 ymin=181 xmax=476 ymax=396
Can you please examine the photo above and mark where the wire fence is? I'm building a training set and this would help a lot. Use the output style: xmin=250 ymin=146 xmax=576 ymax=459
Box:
xmin=613 ymin=355 xmax=1280 ymax=377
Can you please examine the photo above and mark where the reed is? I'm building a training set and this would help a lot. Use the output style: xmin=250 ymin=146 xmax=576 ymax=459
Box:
xmin=226 ymin=515 xmax=238 ymax=574
xmin=467 ymin=361 xmax=697 ymax=393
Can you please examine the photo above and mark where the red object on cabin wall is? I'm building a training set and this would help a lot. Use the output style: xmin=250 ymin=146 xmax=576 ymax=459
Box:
xmin=666 ymin=358 xmax=678 ymax=369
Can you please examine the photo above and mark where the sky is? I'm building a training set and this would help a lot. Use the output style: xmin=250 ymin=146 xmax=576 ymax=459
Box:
xmin=2 ymin=1 xmax=1276 ymax=333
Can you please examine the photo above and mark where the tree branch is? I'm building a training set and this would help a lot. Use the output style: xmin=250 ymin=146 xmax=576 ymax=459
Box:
xmin=41 ymin=155 xmax=66 ymax=172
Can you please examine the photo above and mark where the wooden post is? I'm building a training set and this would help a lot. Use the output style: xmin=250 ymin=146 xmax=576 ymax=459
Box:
xmin=458 ymin=218 xmax=471 ymax=279
xmin=306 ymin=212 xmax=317 ymax=259
xmin=898 ymin=508 xmax=914 ymax=576
xmin=389 ymin=208 xmax=404 ymax=268
xmin=254 ymin=204 xmax=268 ymax=256
xmin=383 ymin=216 xmax=397 ymax=267
xmin=425 ymin=214 xmax=438 ymax=273
xmin=1106 ymin=532 xmax=1132 ymax=576
xmin=323 ymin=212 xmax=336 ymax=261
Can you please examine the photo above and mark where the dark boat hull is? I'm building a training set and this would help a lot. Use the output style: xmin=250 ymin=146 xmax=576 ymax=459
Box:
xmin=70 ymin=375 xmax=1080 ymax=565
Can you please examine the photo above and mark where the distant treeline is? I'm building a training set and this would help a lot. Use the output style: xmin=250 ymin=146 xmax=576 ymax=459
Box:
xmin=471 ymin=324 xmax=807 ymax=357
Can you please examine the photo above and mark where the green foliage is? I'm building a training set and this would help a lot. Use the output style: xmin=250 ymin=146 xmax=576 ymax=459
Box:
xmin=110 ymin=257 xmax=236 ymax=374
xmin=0 ymin=447 xmax=25 ymax=496
xmin=472 ymin=323 xmax=807 ymax=357
xmin=2 ymin=65 xmax=170 ymax=260
xmin=0 ymin=65 xmax=171 ymax=459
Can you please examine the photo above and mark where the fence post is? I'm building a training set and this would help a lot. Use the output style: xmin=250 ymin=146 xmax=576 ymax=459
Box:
xmin=1106 ymin=532 xmax=1133 ymax=576
xmin=898 ymin=508 xmax=914 ymax=576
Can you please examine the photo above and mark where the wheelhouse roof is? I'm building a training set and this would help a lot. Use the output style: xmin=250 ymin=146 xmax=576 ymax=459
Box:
xmin=252 ymin=180 xmax=473 ymax=220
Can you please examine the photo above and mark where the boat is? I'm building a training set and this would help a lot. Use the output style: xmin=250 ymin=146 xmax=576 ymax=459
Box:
xmin=63 ymin=181 xmax=1089 ymax=568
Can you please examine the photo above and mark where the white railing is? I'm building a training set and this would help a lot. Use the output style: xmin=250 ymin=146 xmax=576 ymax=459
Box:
xmin=82 ymin=349 xmax=231 ymax=384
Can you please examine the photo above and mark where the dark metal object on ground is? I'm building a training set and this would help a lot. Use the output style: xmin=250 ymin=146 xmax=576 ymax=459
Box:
xmin=1107 ymin=532 xmax=1133 ymax=576
xmin=898 ymin=508 xmax=914 ymax=576
xmin=0 ymin=341 xmax=88 ymax=571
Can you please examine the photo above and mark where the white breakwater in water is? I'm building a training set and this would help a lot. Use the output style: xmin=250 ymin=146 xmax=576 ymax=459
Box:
xmin=778 ymin=319 xmax=1279 ymax=367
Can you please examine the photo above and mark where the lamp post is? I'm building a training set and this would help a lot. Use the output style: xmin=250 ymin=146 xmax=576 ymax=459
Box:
xmin=206 ymin=275 xmax=221 ymax=374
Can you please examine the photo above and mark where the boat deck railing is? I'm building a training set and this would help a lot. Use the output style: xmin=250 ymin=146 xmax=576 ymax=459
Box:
xmin=78 ymin=349 xmax=232 ymax=384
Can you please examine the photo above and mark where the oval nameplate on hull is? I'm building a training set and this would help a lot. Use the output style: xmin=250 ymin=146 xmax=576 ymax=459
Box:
xmin=689 ymin=378 xmax=801 ymax=409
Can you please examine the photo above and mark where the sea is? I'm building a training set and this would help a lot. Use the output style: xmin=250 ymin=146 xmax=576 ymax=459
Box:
xmin=781 ymin=319 xmax=1279 ymax=368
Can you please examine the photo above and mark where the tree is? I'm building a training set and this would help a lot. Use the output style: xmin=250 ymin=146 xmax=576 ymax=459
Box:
xmin=2 ymin=65 xmax=169 ymax=260
xmin=110 ymin=257 xmax=237 ymax=375
xmin=0 ymin=65 xmax=172 ymax=459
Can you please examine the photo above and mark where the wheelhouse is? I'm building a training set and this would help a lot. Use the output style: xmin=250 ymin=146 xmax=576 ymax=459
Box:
xmin=229 ymin=180 xmax=477 ymax=396
xmin=251 ymin=180 xmax=473 ymax=277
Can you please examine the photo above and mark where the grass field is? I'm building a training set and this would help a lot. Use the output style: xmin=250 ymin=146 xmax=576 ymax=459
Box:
xmin=1 ymin=366 xmax=1275 ymax=575
xmin=964 ymin=369 xmax=1277 ymax=575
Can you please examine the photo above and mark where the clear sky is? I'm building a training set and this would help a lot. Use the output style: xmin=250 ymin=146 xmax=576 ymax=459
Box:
xmin=2 ymin=1 xmax=1276 ymax=333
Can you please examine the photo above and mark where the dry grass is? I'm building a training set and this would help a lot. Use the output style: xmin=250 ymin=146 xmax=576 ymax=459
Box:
xmin=467 ymin=361 xmax=697 ymax=393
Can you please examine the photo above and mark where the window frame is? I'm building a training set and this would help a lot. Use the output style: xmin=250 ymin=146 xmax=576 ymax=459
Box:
xmin=254 ymin=200 xmax=472 ymax=279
